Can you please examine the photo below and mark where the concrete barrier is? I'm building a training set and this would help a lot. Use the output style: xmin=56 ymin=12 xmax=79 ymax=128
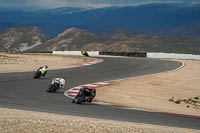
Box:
xmin=52 ymin=51 xmax=147 ymax=57
xmin=52 ymin=51 xmax=200 ymax=60
xmin=99 ymin=52 xmax=147 ymax=57
xmin=147 ymin=52 xmax=200 ymax=60
xmin=52 ymin=51 xmax=99 ymax=56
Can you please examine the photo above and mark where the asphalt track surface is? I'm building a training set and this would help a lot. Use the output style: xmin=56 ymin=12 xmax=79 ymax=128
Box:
xmin=0 ymin=57 xmax=200 ymax=130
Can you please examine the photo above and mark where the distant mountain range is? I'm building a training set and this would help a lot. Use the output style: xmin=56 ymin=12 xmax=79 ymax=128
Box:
xmin=0 ymin=3 xmax=200 ymax=37
xmin=1 ymin=27 xmax=200 ymax=54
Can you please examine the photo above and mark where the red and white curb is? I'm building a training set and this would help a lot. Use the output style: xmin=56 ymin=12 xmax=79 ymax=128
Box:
xmin=81 ymin=59 xmax=103 ymax=66
xmin=64 ymin=81 xmax=112 ymax=99
xmin=65 ymin=58 xmax=105 ymax=99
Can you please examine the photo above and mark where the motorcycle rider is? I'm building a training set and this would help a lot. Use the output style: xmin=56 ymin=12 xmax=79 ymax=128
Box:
xmin=81 ymin=50 xmax=89 ymax=56
xmin=51 ymin=77 xmax=65 ymax=89
xmin=37 ymin=65 xmax=48 ymax=76
xmin=73 ymin=87 xmax=96 ymax=103
xmin=83 ymin=87 xmax=96 ymax=99
xmin=81 ymin=50 xmax=86 ymax=55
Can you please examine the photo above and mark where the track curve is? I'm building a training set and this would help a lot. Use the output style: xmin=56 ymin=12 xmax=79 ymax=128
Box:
xmin=0 ymin=57 xmax=199 ymax=130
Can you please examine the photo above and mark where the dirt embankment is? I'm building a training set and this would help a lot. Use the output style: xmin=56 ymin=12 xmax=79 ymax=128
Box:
xmin=0 ymin=108 xmax=198 ymax=133
xmin=95 ymin=60 xmax=200 ymax=116
xmin=0 ymin=53 xmax=93 ymax=73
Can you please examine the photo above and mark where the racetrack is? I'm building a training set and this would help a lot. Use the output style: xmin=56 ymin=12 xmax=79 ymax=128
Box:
xmin=0 ymin=57 xmax=199 ymax=130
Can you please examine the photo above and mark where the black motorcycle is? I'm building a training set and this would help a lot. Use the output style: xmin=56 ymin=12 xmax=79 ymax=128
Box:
xmin=84 ymin=52 xmax=89 ymax=57
xmin=47 ymin=84 xmax=59 ymax=93
xmin=33 ymin=68 xmax=47 ymax=79
xmin=81 ymin=51 xmax=89 ymax=57
xmin=72 ymin=87 xmax=95 ymax=104
xmin=33 ymin=71 xmax=42 ymax=79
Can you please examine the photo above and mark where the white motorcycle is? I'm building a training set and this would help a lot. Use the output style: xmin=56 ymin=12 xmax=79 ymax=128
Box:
xmin=47 ymin=78 xmax=65 ymax=93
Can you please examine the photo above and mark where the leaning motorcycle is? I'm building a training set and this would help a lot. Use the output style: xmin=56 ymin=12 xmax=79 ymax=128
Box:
xmin=73 ymin=88 xmax=86 ymax=104
xmin=83 ymin=52 xmax=89 ymax=57
xmin=33 ymin=68 xmax=47 ymax=79
xmin=33 ymin=71 xmax=42 ymax=79
xmin=81 ymin=51 xmax=89 ymax=57
xmin=47 ymin=84 xmax=59 ymax=93
xmin=73 ymin=88 xmax=95 ymax=104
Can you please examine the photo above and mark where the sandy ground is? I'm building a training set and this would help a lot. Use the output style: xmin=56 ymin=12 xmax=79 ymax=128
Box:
xmin=0 ymin=53 xmax=199 ymax=132
xmin=95 ymin=59 xmax=200 ymax=116
xmin=0 ymin=53 xmax=93 ymax=73
xmin=0 ymin=108 xmax=199 ymax=133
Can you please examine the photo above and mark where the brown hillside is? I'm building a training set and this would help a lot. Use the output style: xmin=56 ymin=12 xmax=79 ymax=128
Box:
xmin=30 ymin=28 xmax=106 ymax=52
xmin=1 ymin=27 xmax=200 ymax=54
xmin=0 ymin=27 xmax=48 ymax=52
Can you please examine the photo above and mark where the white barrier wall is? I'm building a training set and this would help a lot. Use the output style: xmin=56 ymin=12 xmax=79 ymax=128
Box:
xmin=52 ymin=51 xmax=99 ymax=56
xmin=147 ymin=52 xmax=200 ymax=60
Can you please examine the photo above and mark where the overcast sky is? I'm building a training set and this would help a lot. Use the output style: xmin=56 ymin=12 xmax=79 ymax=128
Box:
xmin=0 ymin=0 xmax=199 ymax=10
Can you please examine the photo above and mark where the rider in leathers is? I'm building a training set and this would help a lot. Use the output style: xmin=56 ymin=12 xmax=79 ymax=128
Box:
xmin=38 ymin=66 xmax=48 ymax=76
xmin=51 ymin=78 xmax=65 ymax=89
xmin=79 ymin=87 xmax=96 ymax=103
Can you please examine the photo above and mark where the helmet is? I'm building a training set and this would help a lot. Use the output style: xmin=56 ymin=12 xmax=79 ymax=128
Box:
xmin=45 ymin=65 xmax=48 ymax=69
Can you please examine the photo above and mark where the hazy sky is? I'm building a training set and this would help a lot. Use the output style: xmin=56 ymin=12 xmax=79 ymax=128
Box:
xmin=0 ymin=0 xmax=199 ymax=9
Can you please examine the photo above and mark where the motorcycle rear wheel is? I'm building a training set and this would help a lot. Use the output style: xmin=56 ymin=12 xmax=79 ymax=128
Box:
xmin=47 ymin=85 xmax=57 ymax=93
xmin=34 ymin=71 xmax=41 ymax=79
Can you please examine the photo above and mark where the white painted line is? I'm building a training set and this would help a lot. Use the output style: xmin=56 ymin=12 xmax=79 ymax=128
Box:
xmin=112 ymin=61 xmax=185 ymax=82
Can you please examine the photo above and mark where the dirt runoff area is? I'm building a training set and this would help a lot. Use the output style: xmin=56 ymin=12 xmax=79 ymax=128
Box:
xmin=0 ymin=108 xmax=198 ymax=133
xmin=0 ymin=53 xmax=93 ymax=73
xmin=0 ymin=53 xmax=199 ymax=133
xmin=95 ymin=59 xmax=200 ymax=116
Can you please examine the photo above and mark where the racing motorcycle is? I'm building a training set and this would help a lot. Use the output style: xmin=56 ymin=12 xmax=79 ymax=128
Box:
xmin=33 ymin=67 xmax=47 ymax=79
xmin=72 ymin=87 xmax=96 ymax=104
xmin=47 ymin=78 xmax=65 ymax=93
xmin=81 ymin=51 xmax=89 ymax=57
xmin=46 ymin=83 xmax=59 ymax=93
xmin=33 ymin=70 xmax=42 ymax=79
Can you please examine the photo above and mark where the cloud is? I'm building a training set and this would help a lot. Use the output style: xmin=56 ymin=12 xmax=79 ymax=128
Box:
xmin=0 ymin=0 xmax=199 ymax=9
xmin=56 ymin=0 xmax=200 ymax=7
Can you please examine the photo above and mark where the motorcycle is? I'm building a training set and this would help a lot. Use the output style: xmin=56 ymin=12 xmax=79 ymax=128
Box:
xmin=33 ymin=67 xmax=47 ymax=79
xmin=83 ymin=52 xmax=89 ymax=57
xmin=81 ymin=51 xmax=89 ymax=57
xmin=47 ymin=78 xmax=65 ymax=93
xmin=47 ymin=84 xmax=59 ymax=93
xmin=72 ymin=87 xmax=96 ymax=104
xmin=33 ymin=70 xmax=42 ymax=79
